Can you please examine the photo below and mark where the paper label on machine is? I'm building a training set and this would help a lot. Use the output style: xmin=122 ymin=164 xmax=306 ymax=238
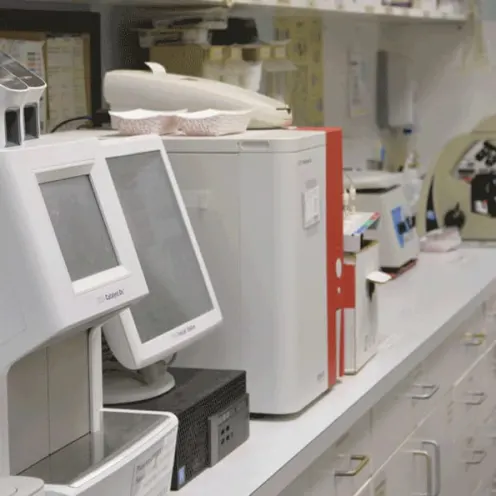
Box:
xmin=391 ymin=206 xmax=413 ymax=248
xmin=131 ymin=433 xmax=175 ymax=496
xmin=303 ymin=185 xmax=321 ymax=229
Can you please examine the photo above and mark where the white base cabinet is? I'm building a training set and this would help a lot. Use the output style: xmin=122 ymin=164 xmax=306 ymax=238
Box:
xmin=280 ymin=295 xmax=496 ymax=496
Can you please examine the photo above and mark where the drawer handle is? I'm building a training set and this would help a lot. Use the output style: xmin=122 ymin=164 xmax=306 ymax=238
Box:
xmin=413 ymin=450 xmax=433 ymax=496
xmin=411 ymin=384 xmax=439 ymax=400
xmin=464 ymin=332 xmax=486 ymax=346
xmin=463 ymin=391 xmax=487 ymax=406
xmin=464 ymin=449 xmax=487 ymax=465
xmin=423 ymin=440 xmax=441 ymax=496
xmin=335 ymin=454 xmax=370 ymax=477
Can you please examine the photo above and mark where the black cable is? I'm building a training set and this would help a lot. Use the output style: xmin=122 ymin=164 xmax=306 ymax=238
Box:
xmin=50 ymin=116 xmax=92 ymax=133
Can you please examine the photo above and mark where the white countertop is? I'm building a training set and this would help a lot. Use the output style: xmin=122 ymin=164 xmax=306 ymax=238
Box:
xmin=180 ymin=248 xmax=496 ymax=496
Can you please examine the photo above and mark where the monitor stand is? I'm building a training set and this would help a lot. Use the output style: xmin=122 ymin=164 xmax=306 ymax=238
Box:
xmin=103 ymin=361 xmax=176 ymax=405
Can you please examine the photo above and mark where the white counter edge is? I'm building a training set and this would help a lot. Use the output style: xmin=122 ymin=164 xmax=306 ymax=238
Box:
xmin=179 ymin=249 xmax=496 ymax=496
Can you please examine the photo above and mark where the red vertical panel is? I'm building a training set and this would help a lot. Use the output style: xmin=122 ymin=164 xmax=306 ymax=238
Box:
xmin=299 ymin=127 xmax=344 ymax=386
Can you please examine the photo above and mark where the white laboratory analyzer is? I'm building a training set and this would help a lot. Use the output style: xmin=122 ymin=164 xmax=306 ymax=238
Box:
xmin=0 ymin=134 xmax=178 ymax=495
xmin=161 ymin=130 xmax=329 ymax=415
xmin=344 ymin=170 xmax=420 ymax=273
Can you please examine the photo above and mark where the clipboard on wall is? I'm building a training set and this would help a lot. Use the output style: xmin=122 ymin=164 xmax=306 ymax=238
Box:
xmin=0 ymin=9 xmax=101 ymax=130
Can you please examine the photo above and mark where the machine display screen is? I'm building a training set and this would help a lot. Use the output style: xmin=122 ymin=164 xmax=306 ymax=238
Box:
xmin=41 ymin=175 xmax=119 ymax=282
xmin=107 ymin=150 xmax=214 ymax=343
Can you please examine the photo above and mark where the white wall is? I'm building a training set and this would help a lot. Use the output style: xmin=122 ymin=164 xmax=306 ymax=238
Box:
xmin=322 ymin=15 xmax=381 ymax=167
xmin=397 ymin=20 xmax=496 ymax=172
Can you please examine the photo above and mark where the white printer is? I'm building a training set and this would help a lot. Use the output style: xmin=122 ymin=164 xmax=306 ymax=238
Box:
xmin=344 ymin=170 xmax=419 ymax=273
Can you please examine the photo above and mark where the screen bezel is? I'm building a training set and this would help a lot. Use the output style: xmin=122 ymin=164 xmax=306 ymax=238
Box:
xmin=4 ymin=137 xmax=147 ymax=319
xmin=101 ymin=135 xmax=222 ymax=370
xmin=37 ymin=161 xmax=128 ymax=294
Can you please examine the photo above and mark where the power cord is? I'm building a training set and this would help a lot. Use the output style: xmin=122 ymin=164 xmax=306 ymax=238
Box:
xmin=50 ymin=116 xmax=92 ymax=133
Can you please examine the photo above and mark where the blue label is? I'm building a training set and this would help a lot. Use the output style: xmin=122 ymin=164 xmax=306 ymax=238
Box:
xmin=391 ymin=206 xmax=405 ymax=248
xmin=178 ymin=466 xmax=186 ymax=487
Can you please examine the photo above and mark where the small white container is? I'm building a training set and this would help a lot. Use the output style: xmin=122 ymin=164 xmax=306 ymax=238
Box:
xmin=109 ymin=109 xmax=185 ymax=136
xmin=177 ymin=109 xmax=251 ymax=136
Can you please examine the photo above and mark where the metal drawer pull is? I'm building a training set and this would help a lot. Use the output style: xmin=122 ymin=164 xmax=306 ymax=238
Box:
xmin=465 ymin=449 xmax=487 ymax=465
xmin=464 ymin=391 xmax=487 ymax=406
xmin=413 ymin=450 xmax=433 ymax=496
xmin=464 ymin=332 xmax=486 ymax=347
xmin=411 ymin=384 xmax=439 ymax=400
xmin=423 ymin=440 xmax=441 ymax=496
xmin=335 ymin=454 xmax=370 ymax=477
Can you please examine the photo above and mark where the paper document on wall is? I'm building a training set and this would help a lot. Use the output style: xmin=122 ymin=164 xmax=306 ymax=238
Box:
xmin=0 ymin=39 xmax=47 ymax=132
xmin=348 ymin=44 xmax=370 ymax=118
xmin=47 ymin=37 xmax=87 ymax=131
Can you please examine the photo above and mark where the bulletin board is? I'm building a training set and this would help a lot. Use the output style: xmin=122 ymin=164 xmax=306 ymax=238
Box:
xmin=273 ymin=16 xmax=323 ymax=126
xmin=0 ymin=9 xmax=101 ymax=130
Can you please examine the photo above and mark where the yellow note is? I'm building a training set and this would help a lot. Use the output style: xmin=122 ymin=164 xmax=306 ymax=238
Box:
xmin=229 ymin=47 xmax=242 ymax=61
xmin=277 ymin=0 xmax=291 ymax=5
xmin=336 ymin=0 xmax=344 ymax=9
xmin=274 ymin=46 xmax=286 ymax=59
xmin=364 ymin=4 xmax=375 ymax=13
xmin=260 ymin=46 xmax=271 ymax=60
xmin=208 ymin=46 xmax=223 ymax=62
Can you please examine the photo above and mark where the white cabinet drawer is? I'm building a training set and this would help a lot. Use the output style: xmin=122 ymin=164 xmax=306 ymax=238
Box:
xmin=304 ymin=448 xmax=337 ymax=496
xmin=406 ymin=397 xmax=453 ymax=496
xmin=279 ymin=415 xmax=372 ymax=496
xmin=483 ymin=294 xmax=496 ymax=346
xmin=449 ymin=428 xmax=488 ymax=496
xmin=333 ymin=413 xmax=373 ymax=496
xmin=410 ymin=311 xmax=487 ymax=426
xmin=371 ymin=439 xmax=413 ymax=496
xmin=352 ymin=481 xmax=372 ymax=496
xmin=371 ymin=376 xmax=414 ymax=470
xmin=452 ymin=355 xmax=489 ymax=438
xmin=473 ymin=403 xmax=496 ymax=491
xmin=278 ymin=449 xmax=336 ymax=496
xmin=478 ymin=341 xmax=496 ymax=410
xmin=472 ymin=482 xmax=496 ymax=496
xmin=278 ymin=469 xmax=313 ymax=496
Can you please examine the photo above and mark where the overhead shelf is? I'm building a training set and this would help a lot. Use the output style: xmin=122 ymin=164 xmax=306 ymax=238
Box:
xmin=228 ymin=0 xmax=468 ymax=21
xmin=36 ymin=0 xmax=468 ymax=22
